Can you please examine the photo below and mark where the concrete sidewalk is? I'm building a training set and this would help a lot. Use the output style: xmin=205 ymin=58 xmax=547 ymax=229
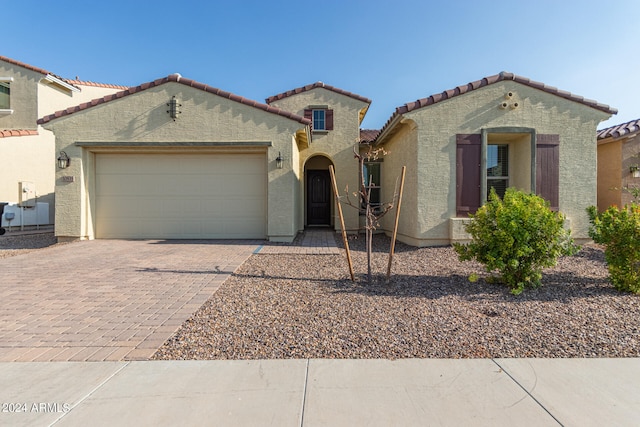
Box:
xmin=1 ymin=358 xmax=639 ymax=426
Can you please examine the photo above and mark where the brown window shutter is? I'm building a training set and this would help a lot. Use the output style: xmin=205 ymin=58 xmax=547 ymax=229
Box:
xmin=304 ymin=109 xmax=312 ymax=121
xmin=304 ymin=109 xmax=313 ymax=132
xmin=536 ymin=134 xmax=560 ymax=211
xmin=456 ymin=134 xmax=482 ymax=216
xmin=325 ymin=109 xmax=334 ymax=130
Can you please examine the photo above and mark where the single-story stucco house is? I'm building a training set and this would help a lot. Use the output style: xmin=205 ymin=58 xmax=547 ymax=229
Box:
xmin=373 ymin=72 xmax=617 ymax=246
xmin=596 ymin=118 xmax=640 ymax=211
xmin=37 ymin=70 xmax=616 ymax=245
xmin=0 ymin=55 xmax=126 ymax=225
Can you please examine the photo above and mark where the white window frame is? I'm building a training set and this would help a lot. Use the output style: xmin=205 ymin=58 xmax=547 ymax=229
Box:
xmin=486 ymin=144 xmax=509 ymax=200
xmin=0 ymin=77 xmax=13 ymax=114
xmin=361 ymin=161 xmax=382 ymax=214
xmin=312 ymin=109 xmax=326 ymax=131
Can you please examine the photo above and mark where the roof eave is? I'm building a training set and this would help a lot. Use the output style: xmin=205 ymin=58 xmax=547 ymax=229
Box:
xmin=266 ymin=82 xmax=372 ymax=105
xmin=374 ymin=111 xmax=403 ymax=145
xmin=358 ymin=105 xmax=369 ymax=125
xmin=42 ymin=74 xmax=80 ymax=92
xmin=38 ymin=75 xmax=312 ymax=127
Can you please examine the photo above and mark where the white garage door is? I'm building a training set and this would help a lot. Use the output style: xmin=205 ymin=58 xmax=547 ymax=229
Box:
xmin=95 ymin=153 xmax=266 ymax=239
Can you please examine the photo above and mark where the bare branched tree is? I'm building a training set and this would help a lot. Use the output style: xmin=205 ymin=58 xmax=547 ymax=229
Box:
xmin=340 ymin=143 xmax=400 ymax=282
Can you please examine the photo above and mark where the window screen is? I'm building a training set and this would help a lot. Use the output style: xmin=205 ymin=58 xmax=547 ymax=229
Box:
xmin=0 ymin=82 xmax=9 ymax=109
xmin=487 ymin=144 xmax=508 ymax=199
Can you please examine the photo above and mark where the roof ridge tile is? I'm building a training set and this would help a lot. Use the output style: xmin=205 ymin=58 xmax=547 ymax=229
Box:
xmin=265 ymin=82 xmax=371 ymax=105
xmin=64 ymin=79 xmax=128 ymax=90
xmin=38 ymin=75 xmax=311 ymax=127
xmin=598 ymin=118 xmax=640 ymax=139
xmin=0 ymin=129 xmax=39 ymax=138
xmin=376 ymin=71 xmax=617 ymax=144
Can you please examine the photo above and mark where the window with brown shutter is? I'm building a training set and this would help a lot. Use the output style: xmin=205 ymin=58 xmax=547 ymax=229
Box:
xmin=304 ymin=108 xmax=333 ymax=132
xmin=456 ymin=131 xmax=560 ymax=216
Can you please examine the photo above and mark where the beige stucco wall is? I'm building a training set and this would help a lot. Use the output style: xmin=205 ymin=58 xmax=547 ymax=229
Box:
xmin=269 ymin=88 xmax=369 ymax=233
xmin=0 ymin=60 xmax=42 ymax=129
xmin=0 ymin=59 xmax=125 ymax=127
xmin=380 ymin=81 xmax=611 ymax=246
xmin=597 ymin=139 xmax=622 ymax=211
xmin=37 ymin=83 xmax=125 ymax=118
xmin=378 ymin=120 xmax=421 ymax=245
xmin=0 ymin=58 xmax=52 ymax=214
xmin=43 ymin=81 xmax=307 ymax=242
xmin=0 ymin=59 xmax=123 ymax=224
xmin=0 ymin=132 xmax=55 ymax=223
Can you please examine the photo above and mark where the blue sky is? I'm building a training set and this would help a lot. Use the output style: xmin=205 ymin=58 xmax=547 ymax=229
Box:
xmin=5 ymin=0 xmax=638 ymax=130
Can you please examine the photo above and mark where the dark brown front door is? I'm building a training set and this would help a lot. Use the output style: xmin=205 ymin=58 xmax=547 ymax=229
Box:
xmin=307 ymin=170 xmax=331 ymax=225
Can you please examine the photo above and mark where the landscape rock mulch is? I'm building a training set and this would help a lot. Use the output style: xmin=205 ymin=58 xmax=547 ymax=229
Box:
xmin=0 ymin=232 xmax=59 ymax=259
xmin=153 ymin=235 xmax=640 ymax=360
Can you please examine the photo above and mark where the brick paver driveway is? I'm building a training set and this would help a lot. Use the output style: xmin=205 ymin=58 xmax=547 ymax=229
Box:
xmin=0 ymin=239 xmax=260 ymax=362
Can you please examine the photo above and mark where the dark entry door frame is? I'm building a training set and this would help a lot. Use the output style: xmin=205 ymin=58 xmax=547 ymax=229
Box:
xmin=306 ymin=169 xmax=331 ymax=226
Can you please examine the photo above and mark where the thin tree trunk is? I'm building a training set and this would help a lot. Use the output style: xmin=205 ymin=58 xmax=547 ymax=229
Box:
xmin=329 ymin=166 xmax=355 ymax=281
xmin=387 ymin=166 xmax=406 ymax=282
xmin=366 ymin=204 xmax=372 ymax=282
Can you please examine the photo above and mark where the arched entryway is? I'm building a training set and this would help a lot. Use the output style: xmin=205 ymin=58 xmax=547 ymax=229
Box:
xmin=304 ymin=155 xmax=335 ymax=227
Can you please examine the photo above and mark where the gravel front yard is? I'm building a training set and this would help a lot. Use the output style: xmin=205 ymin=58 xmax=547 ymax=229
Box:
xmin=153 ymin=235 xmax=640 ymax=360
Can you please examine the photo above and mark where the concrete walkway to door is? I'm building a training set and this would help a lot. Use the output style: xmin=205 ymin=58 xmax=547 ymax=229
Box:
xmin=0 ymin=239 xmax=260 ymax=362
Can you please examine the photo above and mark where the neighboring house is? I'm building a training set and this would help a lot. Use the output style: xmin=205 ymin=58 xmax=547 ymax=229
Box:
xmin=39 ymin=70 xmax=615 ymax=245
xmin=597 ymin=118 xmax=640 ymax=211
xmin=0 ymin=55 xmax=126 ymax=224
xmin=374 ymin=72 xmax=616 ymax=246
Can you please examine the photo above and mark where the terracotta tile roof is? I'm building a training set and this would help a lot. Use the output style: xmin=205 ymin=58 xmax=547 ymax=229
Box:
xmin=377 ymin=71 xmax=618 ymax=143
xmin=597 ymin=118 xmax=640 ymax=140
xmin=0 ymin=55 xmax=52 ymax=77
xmin=65 ymin=80 xmax=129 ymax=90
xmin=0 ymin=55 xmax=126 ymax=91
xmin=265 ymin=82 xmax=372 ymax=105
xmin=38 ymin=74 xmax=311 ymax=126
xmin=360 ymin=129 xmax=380 ymax=143
xmin=0 ymin=129 xmax=39 ymax=138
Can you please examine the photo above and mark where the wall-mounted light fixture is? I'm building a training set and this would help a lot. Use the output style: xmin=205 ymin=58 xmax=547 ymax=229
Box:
xmin=631 ymin=165 xmax=640 ymax=178
xmin=57 ymin=151 xmax=70 ymax=169
xmin=167 ymin=95 xmax=182 ymax=120
xmin=276 ymin=151 xmax=284 ymax=169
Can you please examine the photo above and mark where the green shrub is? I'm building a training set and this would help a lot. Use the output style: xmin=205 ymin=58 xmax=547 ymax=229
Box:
xmin=587 ymin=204 xmax=640 ymax=293
xmin=454 ymin=188 xmax=577 ymax=295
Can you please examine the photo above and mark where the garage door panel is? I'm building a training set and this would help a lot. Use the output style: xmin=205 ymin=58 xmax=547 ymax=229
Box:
xmin=96 ymin=153 xmax=266 ymax=239
xmin=96 ymin=176 xmax=138 ymax=195
xmin=201 ymin=199 xmax=224 ymax=216
xmin=151 ymin=176 xmax=200 ymax=195
xmin=214 ymin=218 xmax=264 ymax=236
xmin=219 ymin=197 xmax=265 ymax=216
xmin=222 ymin=176 xmax=264 ymax=196
xmin=98 ymin=196 xmax=139 ymax=217
xmin=99 ymin=219 xmax=144 ymax=237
